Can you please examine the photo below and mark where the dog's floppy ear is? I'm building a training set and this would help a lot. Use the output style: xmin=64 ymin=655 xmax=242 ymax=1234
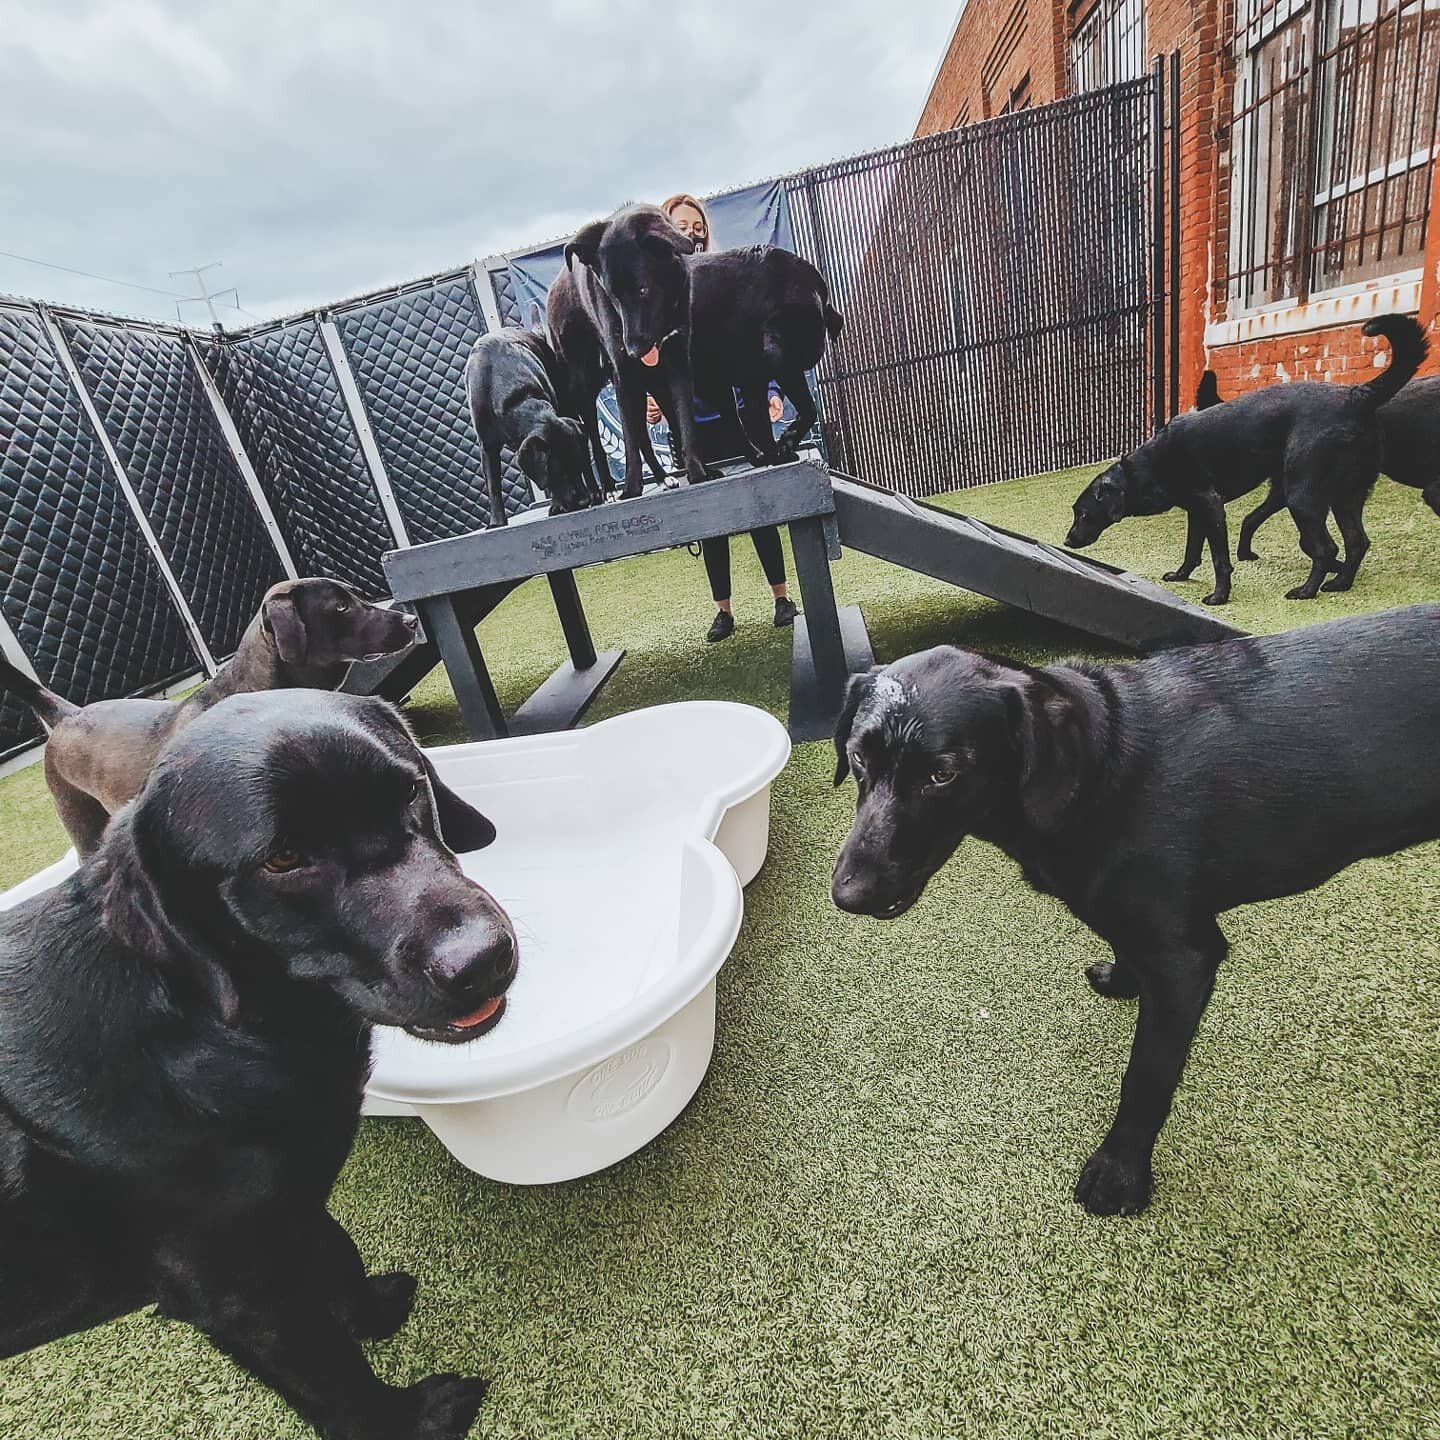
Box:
xmin=1195 ymin=370 xmax=1222 ymax=410
xmin=420 ymin=751 xmax=497 ymax=853
xmin=263 ymin=593 xmax=307 ymax=666
xmin=517 ymin=431 xmax=548 ymax=481
xmin=832 ymin=670 xmax=877 ymax=786
xmin=100 ymin=802 xmax=241 ymax=1022
xmin=565 ymin=219 xmax=608 ymax=271
xmin=1007 ymin=677 xmax=1090 ymax=835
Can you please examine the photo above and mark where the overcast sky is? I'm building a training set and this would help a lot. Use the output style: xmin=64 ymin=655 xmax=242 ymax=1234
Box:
xmin=0 ymin=1 xmax=958 ymax=326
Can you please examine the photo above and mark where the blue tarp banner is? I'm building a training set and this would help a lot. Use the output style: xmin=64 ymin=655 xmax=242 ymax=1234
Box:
xmin=504 ymin=181 xmax=798 ymax=483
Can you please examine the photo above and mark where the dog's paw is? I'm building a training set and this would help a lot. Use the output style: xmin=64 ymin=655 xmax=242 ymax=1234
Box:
xmin=1284 ymin=585 xmax=1319 ymax=600
xmin=619 ymin=481 xmax=645 ymax=500
xmin=1160 ymin=570 xmax=1193 ymax=583
xmin=1201 ymin=589 xmax=1230 ymax=606
xmin=1236 ymin=546 xmax=1258 ymax=561
xmin=1320 ymin=574 xmax=1353 ymax=593
xmin=1073 ymin=1149 xmax=1152 ymax=1216
xmin=408 ymin=1373 xmax=490 ymax=1439
xmin=347 ymin=1270 xmax=418 ymax=1341
xmin=1085 ymin=962 xmax=1140 ymax=999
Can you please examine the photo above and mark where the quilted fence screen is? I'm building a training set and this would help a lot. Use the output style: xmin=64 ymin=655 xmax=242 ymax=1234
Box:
xmin=333 ymin=275 xmax=531 ymax=543
xmin=206 ymin=322 xmax=394 ymax=598
xmin=0 ymin=306 xmax=198 ymax=761
xmin=60 ymin=319 xmax=286 ymax=658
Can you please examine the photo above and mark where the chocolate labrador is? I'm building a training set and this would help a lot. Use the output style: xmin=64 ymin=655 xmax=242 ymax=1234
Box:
xmin=0 ymin=577 xmax=417 ymax=854
xmin=830 ymin=607 xmax=1440 ymax=1216
xmin=0 ymin=689 xmax=511 ymax=1439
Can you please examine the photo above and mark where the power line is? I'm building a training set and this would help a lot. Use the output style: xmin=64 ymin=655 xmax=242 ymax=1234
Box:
xmin=0 ymin=248 xmax=185 ymax=299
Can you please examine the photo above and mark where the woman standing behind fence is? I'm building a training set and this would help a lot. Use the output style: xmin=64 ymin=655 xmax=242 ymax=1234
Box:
xmin=649 ymin=192 xmax=798 ymax=643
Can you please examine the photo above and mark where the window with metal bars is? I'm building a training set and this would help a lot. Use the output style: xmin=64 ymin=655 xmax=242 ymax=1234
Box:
xmin=1223 ymin=0 xmax=1440 ymax=312
xmin=1068 ymin=0 xmax=1147 ymax=94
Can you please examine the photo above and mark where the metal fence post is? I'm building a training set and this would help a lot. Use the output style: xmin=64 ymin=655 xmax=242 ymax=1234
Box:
xmin=318 ymin=317 xmax=412 ymax=550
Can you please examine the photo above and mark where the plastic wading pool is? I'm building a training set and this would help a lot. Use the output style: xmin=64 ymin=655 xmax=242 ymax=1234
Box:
xmin=0 ymin=702 xmax=791 ymax=1185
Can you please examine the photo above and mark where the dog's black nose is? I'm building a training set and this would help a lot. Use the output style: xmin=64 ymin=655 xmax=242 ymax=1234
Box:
xmin=427 ymin=924 xmax=515 ymax=996
xmin=830 ymin=872 xmax=866 ymax=914
xmin=402 ymin=613 xmax=419 ymax=633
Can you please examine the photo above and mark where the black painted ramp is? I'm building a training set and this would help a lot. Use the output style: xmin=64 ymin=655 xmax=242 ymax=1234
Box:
xmin=830 ymin=473 xmax=1245 ymax=652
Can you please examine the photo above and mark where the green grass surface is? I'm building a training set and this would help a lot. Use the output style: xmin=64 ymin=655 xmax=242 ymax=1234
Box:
xmin=2 ymin=466 xmax=1438 ymax=1439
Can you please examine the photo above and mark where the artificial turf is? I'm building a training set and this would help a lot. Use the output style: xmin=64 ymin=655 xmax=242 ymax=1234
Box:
xmin=1 ymin=465 xmax=1437 ymax=1439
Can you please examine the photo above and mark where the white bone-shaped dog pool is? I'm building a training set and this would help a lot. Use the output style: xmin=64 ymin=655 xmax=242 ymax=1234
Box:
xmin=0 ymin=702 xmax=790 ymax=1185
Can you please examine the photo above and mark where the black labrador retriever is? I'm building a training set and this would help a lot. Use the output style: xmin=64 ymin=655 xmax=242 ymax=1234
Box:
xmin=687 ymin=246 xmax=844 ymax=467
xmin=0 ymin=689 xmax=511 ymax=1439
xmin=463 ymin=327 xmax=599 ymax=524
xmin=550 ymin=204 xmax=706 ymax=496
xmin=830 ymin=606 xmax=1440 ymax=1216
xmin=1064 ymin=314 xmax=1428 ymax=603
xmin=0 ymin=576 xmax=419 ymax=856
xmin=1198 ymin=370 xmax=1440 ymax=558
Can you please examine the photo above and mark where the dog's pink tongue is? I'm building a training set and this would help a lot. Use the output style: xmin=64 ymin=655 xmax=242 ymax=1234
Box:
xmin=449 ymin=996 xmax=503 ymax=1030
xmin=640 ymin=346 xmax=660 ymax=367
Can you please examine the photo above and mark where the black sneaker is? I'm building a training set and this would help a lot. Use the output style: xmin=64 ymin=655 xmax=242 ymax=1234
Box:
xmin=706 ymin=609 xmax=735 ymax=643
xmin=773 ymin=596 xmax=799 ymax=628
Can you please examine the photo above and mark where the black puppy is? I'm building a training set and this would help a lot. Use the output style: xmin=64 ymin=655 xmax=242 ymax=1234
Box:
xmin=1201 ymin=371 xmax=1440 ymax=557
xmin=0 ymin=690 xmax=512 ymax=1439
xmin=1065 ymin=314 xmax=1428 ymax=603
xmin=552 ymin=204 xmax=706 ymax=496
xmin=830 ymin=608 xmax=1440 ymax=1217
xmin=463 ymin=327 xmax=597 ymax=524
xmin=688 ymin=246 xmax=844 ymax=466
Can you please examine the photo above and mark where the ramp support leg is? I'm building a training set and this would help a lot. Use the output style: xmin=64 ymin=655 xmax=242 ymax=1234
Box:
xmin=788 ymin=515 xmax=853 ymax=741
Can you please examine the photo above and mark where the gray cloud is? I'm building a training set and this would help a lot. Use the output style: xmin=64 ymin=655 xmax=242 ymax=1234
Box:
xmin=0 ymin=0 xmax=957 ymax=324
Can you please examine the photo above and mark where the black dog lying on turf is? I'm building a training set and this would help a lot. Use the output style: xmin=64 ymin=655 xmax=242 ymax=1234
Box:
xmin=830 ymin=606 xmax=1440 ymax=1217
xmin=688 ymin=246 xmax=844 ymax=467
xmin=1064 ymin=314 xmax=1428 ymax=603
xmin=550 ymin=204 xmax=705 ymax=497
xmin=464 ymin=327 xmax=599 ymax=524
xmin=1196 ymin=370 xmax=1440 ymax=559
xmin=0 ymin=690 xmax=511 ymax=1440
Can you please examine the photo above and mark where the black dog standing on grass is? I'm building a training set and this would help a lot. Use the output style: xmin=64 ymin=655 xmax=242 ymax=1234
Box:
xmin=1064 ymin=314 xmax=1428 ymax=604
xmin=1197 ymin=369 xmax=1440 ymax=556
xmin=0 ymin=691 xmax=513 ymax=1440
xmin=550 ymin=203 xmax=707 ymax=496
xmin=829 ymin=607 xmax=1440 ymax=1216
xmin=463 ymin=327 xmax=599 ymax=525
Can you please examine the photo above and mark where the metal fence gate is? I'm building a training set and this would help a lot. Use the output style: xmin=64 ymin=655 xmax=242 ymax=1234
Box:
xmin=786 ymin=72 xmax=1171 ymax=497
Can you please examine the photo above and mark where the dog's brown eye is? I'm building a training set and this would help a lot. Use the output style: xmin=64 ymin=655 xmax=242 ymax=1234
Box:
xmin=930 ymin=768 xmax=957 ymax=787
xmin=335 ymin=603 xmax=349 ymax=614
xmin=262 ymin=848 xmax=305 ymax=874
xmin=406 ymin=779 xmax=422 ymax=804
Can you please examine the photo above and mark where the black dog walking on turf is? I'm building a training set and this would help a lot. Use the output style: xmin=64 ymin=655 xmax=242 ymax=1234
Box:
xmin=464 ymin=327 xmax=599 ymax=524
xmin=1064 ymin=314 xmax=1428 ymax=604
xmin=829 ymin=607 xmax=1440 ymax=1217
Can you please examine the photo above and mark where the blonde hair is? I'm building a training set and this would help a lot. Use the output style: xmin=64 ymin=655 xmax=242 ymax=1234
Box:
xmin=660 ymin=193 xmax=712 ymax=252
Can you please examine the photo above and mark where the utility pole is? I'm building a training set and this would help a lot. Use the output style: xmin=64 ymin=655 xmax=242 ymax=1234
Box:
xmin=170 ymin=261 xmax=238 ymax=329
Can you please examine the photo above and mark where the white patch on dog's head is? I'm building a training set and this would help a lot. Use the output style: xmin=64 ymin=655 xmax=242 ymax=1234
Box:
xmin=861 ymin=671 xmax=923 ymax=746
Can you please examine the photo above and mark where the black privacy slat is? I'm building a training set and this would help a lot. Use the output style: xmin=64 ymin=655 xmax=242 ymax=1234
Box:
xmin=206 ymin=324 xmax=392 ymax=597
xmin=61 ymin=320 xmax=284 ymax=657
xmin=334 ymin=278 xmax=531 ymax=542
xmin=0 ymin=307 xmax=195 ymax=759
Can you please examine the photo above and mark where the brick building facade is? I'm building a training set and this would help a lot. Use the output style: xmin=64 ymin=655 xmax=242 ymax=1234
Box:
xmin=916 ymin=0 xmax=1440 ymax=406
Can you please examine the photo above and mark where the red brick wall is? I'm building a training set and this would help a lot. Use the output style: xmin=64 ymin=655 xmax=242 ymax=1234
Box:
xmin=1206 ymin=319 xmax=1438 ymax=398
xmin=915 ymin=0 xmax=1068 ymax=133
